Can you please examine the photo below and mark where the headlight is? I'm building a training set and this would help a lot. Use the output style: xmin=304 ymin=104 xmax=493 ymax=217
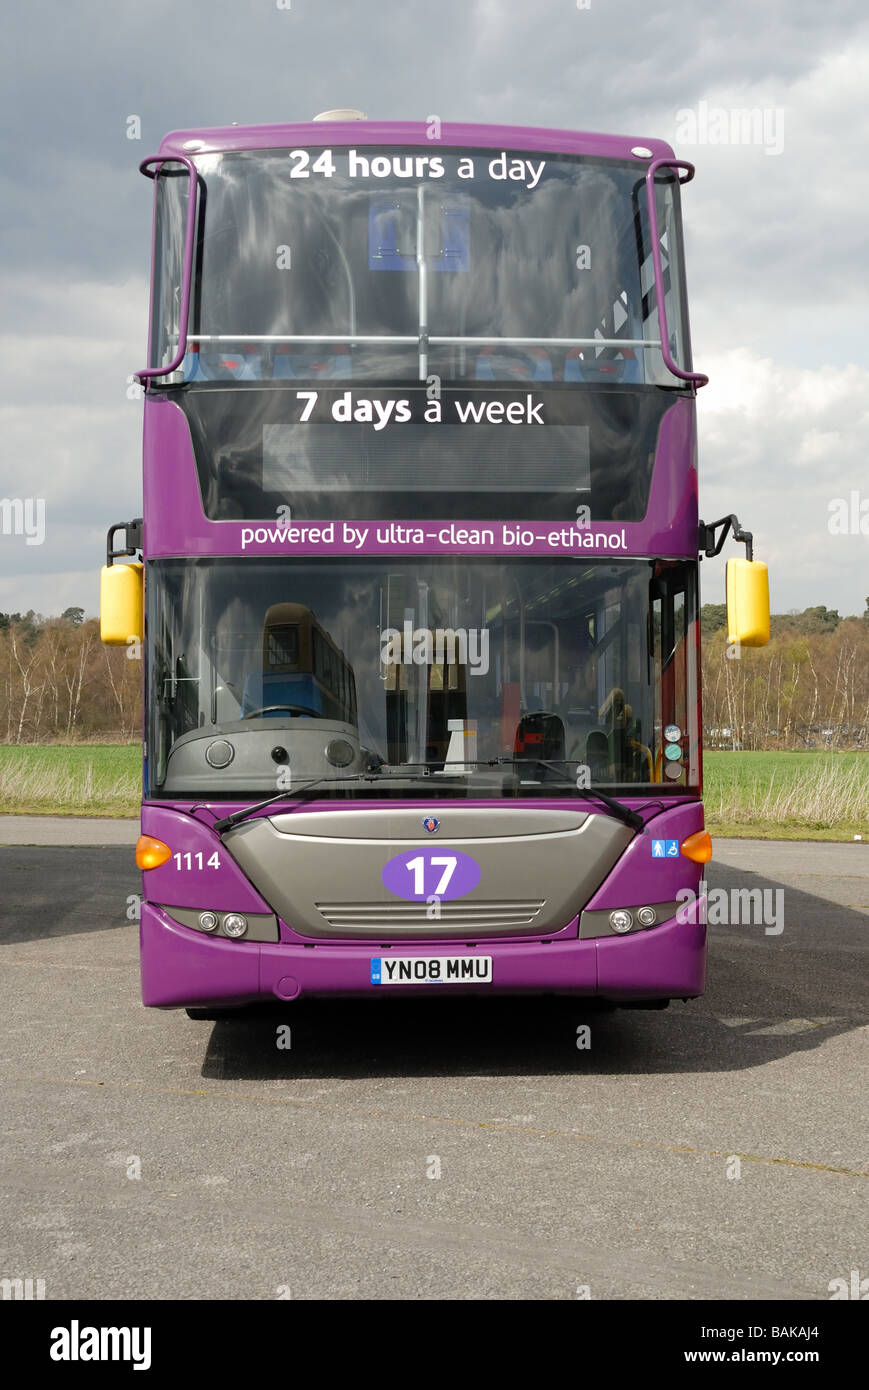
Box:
xmin=608 ymin=910 xmax=633 ymax=933
xmin=223 ymin=913 xmax=248 ymax=938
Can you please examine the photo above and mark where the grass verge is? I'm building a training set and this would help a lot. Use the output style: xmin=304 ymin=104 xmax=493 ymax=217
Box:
xmin=0 ymin=745 xmax=866 ymax=839
xmin=703 ymin=751 xmax=868 ymax=840
xmin=0 ymin=744 xmax=140 ymax=818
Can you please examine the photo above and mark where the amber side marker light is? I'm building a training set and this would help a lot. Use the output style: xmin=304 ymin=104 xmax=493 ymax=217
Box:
xmin=136 ymin=835 xmax=172 ymax=870
xmin=680 ymin=830 xmax=712 ymax=864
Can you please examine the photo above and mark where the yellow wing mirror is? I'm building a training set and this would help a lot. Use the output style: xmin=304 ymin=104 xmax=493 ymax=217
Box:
xmin=101 ymin=520 xmax=144 ymax=646
xmin=726 ymin=557 xmax=769 ymax=648
xmin=701 ymin=514 xmax=770 ymax=649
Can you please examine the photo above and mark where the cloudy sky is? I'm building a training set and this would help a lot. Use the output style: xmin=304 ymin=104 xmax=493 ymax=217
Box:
xmin=1 ymin=0 xmax=867 ymax=617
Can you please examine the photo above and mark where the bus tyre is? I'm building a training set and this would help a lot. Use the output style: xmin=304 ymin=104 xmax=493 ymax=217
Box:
xmin=185 ymin=1007 xmax=240 ymax=1021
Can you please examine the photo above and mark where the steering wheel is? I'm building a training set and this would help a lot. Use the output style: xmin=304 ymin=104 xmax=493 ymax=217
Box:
xmin=242 ymin=703 xmax=321 ymax=719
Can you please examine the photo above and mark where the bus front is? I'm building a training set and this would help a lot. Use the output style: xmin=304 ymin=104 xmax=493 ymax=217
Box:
xmin=109 ymin=119 xmax=729 ymax=1012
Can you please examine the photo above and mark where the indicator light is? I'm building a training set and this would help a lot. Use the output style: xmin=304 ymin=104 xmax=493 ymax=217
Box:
xmin=135 ymin=835 xmax=172 ymax=870
xmin=681 ymin=830 xmax=713 ymax=863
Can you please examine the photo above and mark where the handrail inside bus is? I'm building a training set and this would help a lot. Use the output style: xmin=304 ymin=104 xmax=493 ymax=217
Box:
xmin=643 ymin=158 xmax=708 ymax=391
xmin=135 ymin=154 xmax=199 ymax=387
xmin=183 ymin=334 xmax=662 ymax=348
xmin=416 ymin=183 xmax=429 ymax=380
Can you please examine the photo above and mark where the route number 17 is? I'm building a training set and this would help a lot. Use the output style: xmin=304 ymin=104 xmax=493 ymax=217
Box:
xmin=405 ymin=855 xmax=457 ymax=897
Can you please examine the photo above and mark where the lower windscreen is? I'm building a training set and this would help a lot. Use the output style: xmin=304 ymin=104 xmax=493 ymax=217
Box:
xmin=146 ymin=555 xmax=699 ymax=799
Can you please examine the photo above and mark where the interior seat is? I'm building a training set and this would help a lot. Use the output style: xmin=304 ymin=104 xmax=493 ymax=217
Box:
xmin=564 ymin=346 xmax=642 ymax=384
xmin=474 ymin=346 xmax=553 ymax=382
xmin=183 ymin=345 xmax=263 ymax=381
xmin=272 ymin=344 xmax=352 ymax=379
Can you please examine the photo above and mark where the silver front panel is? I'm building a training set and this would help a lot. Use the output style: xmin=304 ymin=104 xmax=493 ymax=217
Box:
xmin=224 ymin=806 xmax=634 ymax=940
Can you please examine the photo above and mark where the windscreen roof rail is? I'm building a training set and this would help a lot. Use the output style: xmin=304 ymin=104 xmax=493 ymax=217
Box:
xmin=644 ymin=157 xmax=708 ymax=391
xmin=135 ymin=154 xmax=199 ymax=388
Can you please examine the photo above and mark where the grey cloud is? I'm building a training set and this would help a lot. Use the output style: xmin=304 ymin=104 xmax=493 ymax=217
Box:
xmin=1 ymin=0 xmax=868 ymax=612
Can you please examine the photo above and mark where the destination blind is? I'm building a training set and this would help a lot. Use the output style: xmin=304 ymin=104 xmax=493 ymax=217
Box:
xmin=178 ymin=383 xmax=669 ymax=522
xmin=261 ymin=386 xmax=587 ymax=493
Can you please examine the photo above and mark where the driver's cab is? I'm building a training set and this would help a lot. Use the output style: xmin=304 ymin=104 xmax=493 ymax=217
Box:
xmin=151 ymin=603 xmax=362 ymax=795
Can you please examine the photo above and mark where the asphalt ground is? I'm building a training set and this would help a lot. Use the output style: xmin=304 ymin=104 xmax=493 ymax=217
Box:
xmin=0 ymin=827 xmax=866 ymax=1300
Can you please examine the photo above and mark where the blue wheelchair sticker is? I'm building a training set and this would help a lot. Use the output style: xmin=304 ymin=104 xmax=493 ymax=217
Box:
xmin=652 ymin=839 xmax=680 ymax=859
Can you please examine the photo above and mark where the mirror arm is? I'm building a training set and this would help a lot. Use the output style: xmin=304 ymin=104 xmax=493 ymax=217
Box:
xmin=698 ymin=515 xmax=753 ymax=562
xmin=106 ymin=518 xmax=144 ymax=567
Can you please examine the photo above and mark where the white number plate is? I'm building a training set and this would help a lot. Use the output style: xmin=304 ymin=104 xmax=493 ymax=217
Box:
xmin=370 ymin=955 xmax=493 ymax=986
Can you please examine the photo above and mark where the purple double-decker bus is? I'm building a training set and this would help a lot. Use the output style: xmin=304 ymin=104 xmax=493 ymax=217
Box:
xmin=101 ymin=112 xmax=769 ymax=1016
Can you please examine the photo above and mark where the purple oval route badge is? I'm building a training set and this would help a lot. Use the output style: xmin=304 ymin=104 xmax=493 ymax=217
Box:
xmin=382 ymin=848 xmax=481 ymax=902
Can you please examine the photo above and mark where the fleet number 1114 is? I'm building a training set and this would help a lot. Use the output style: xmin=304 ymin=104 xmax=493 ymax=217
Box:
xmin=172 ymin=852 xmax=221 ymax=870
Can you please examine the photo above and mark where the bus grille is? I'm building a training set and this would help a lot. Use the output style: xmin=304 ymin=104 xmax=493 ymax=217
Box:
xmin=314 ymin=899 xmax=545 ymax=935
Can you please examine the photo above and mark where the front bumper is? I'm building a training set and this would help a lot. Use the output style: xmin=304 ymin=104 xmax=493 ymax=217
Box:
xmin=140 ymin=902 xmax=706 ymax=1007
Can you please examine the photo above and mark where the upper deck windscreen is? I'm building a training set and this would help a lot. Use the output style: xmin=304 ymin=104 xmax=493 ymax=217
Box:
xmin=151 ymin=146 xmax=692 ymax=389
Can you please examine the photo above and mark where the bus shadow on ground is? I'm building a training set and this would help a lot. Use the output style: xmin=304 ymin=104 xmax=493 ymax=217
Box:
xmin=199 ymin=860 xmax=869 ymax=1081
xmin=0 ymin=847 xmax=138 ymax=945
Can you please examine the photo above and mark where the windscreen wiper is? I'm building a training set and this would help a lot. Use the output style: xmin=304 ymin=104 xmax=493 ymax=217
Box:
xmin=212 ymin=773 xmax=378 ymax=834
xmin=213 ymin=762 xmax=644 ymax=833
xmin=499 ymin=758 xmax=645 ymax=831
xmin=213 ymin=765 xmax=466 ymax=831
xmin=358 ymin=760 xmax=644 ymax=830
